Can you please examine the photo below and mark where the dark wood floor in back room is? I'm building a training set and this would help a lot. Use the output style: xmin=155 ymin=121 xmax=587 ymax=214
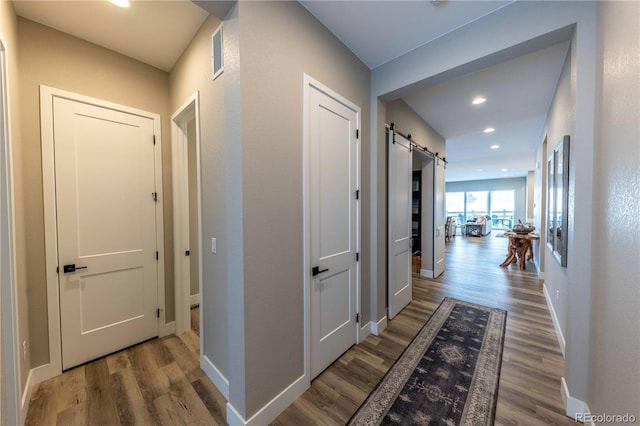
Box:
xmin=25 ymin=232 xmax=576 ymax=425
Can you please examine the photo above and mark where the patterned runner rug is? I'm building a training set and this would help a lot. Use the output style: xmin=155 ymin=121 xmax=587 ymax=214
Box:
xmin=348 ymin=298 xmax=506 ymax=426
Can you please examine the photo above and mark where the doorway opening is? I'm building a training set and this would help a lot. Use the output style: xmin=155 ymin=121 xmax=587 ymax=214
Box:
xmin=171 ymin=92 xmax=203 ymax=337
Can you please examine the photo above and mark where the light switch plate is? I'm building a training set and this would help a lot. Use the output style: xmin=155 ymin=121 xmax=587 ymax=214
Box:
xmin=211 ymin=237 xmax=217 ymax=254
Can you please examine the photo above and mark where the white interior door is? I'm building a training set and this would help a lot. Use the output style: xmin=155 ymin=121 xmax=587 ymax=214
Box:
xmin=434 ymin=159 xmax=446 ymax=277
xmin=309 ymin=82 xmax=359 ymax=379
xmin=54 ymin=97 xmax=159 ymax=370
xmin=388 ymin=130 xmax=412 ymax=319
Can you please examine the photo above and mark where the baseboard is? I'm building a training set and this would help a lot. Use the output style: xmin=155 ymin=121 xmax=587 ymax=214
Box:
xmin=420 ymin=269 xmax=434 ymax=278
xmin=359 ymin=321 xmax=372 ymax=342
xmin=226 ymin=374 xmax=307 ymax=426
xmin=543 ymin=283 xmax=566 ymax=357
xmin=372 ymin=315 xmax=387 ymax=335
xmin=201 ymin=354 xmax=230 ymax=400
xmin=159 ymin=320 xmax=176 ymax=338
xmin=190 ymin=293 xmax=200 ymax=306
xmin=561 ymin=377 xmax=591 ymax=422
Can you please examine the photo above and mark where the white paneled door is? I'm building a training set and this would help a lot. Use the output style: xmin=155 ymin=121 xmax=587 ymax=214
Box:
xmin=434 ymin=159 xmax=446 ymax=277
xmin=388 ymin=130 xmax=412 ymax=319
xmin=308 ymin=80 xmax=359 ymax=379
xmin=53 ymin=97 xmax=159 ymax=370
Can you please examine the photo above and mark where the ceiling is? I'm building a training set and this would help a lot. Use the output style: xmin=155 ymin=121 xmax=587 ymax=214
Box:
xmin=14 ymin=0 xmax=570 ymax=182
xmin=13 ymin=0 xmax=208 ymax=72
xmin=300 ymin=0 xmax=570 ymax=182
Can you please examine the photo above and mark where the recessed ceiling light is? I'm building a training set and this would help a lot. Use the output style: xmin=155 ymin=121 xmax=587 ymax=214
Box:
xmin=501 ymin=168 xmax=508 ymax=172
xmin=110 ymin=0 xmax=130 ymax=7
xmin=483 ymin=127 xmax=495 ymax=133
xmin=490 ymin=145 xmax=500 ymax=150
xmin=475 ymin=169 xmax=483 ymax=172
xmin=472 ymin=97 xmax=486 ymax=105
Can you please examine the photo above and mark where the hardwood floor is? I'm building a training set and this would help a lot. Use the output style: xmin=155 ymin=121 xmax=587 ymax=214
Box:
xmin=25 ymin=233 xmax=575 ymax=425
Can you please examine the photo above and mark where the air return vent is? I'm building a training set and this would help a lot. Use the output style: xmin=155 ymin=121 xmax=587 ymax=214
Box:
xmin=212 ymin=24 xmax=224 ymax=80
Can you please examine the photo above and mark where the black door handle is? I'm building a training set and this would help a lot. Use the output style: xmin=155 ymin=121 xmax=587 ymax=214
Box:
xmin=312 ymin=266 xmax=329 ymax=276
xmin=63 ymin=264 xmax=87 ymax=273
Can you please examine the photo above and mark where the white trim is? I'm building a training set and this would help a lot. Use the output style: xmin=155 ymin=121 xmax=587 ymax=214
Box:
xmin=159 ymin=321 xmax=175 ymax=338
xmin=561 ymin=377 xmax=590 ymax=421
xmin=372 ymin=315 xmax=387 ymax=335
xmin=420 ymin=269 xmax=435 ymax=278
xmin=39 ymin=86 xmax=165 ymax=379
xmin=226 ymin=375 xmax=307 ymax=426
xmin=360 ymin=321 xmax=372 ymax=339
xmin=0 ymin=32 xmax=21 ymax=426
xmin=303 ymin=73 xmax=362 ymax=383
xmin=201 ymin=354 xmax=229 ymax=400
xmin=190 ymin=293 xmax=200 ymax=306
xmin=543 ymin=283 xmax=566 ymax=357
xmin=171 ymin=92 xmax=203 ymax=336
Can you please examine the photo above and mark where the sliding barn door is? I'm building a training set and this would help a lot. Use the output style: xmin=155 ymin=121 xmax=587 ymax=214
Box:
xmin=388 ymin=130 xmax=412 ymax=319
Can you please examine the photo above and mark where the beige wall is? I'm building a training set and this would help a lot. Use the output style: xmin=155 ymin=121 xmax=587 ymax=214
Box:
xmin=169 ymin=14 xmax=228 ymax=379
xmin=237 ymin=1 xmax=371 ymax=417
xmin=1 ymin=0 xmax=29 ymax=398
xmin=17 ymin=18 xmax=174 ymax=367
xmin=590 ymin=0 xmax=640 ymax=418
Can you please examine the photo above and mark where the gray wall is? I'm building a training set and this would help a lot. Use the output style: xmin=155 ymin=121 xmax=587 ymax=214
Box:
xmin=231 ymin=1 xmax=371 ymax=418
xmin=590 ymin=0 xmax=640 ymax=418
xmin=538 ymin=38 xmax=573 ymax=348
xmin=169 ymin=13 xmax=228 ymax=385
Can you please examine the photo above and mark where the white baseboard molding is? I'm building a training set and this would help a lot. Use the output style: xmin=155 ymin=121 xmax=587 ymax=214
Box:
xmin=190 ymin=293 xmax=200 ymax=306
xmin=159 ymin=320 xmax=176 ymax=338
xmin=359 ymin=321 xmax=372 ymax=342
xmin=372 ymin=315 xmax=387 ymax=335
xmin=201 ymin=354 xmax=230 ymax=400
xmin=420 ymin=269 xmax=434 ymax=278
xmin=226 ymin=374 xmax=307 ymax=426
xmin=543 ymin=283 xmax=566 ymax=357
xmin=561 ymin=377 xmax=591 ymax=422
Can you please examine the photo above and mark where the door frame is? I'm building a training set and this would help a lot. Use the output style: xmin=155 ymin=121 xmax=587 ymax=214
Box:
xmin=171 ymin=92 xmax=203 ymax=336
xmin=0 ymin=33 xmax=21 ymax=426
xmin=302 ymin=74 xmax=361 ymax=383
xmin=40 ymin=86 xmax=165 ymax=380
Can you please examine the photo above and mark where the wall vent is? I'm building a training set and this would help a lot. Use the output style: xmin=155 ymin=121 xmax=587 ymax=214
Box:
xmin=212 ymin=24 xmax=224 ymax=80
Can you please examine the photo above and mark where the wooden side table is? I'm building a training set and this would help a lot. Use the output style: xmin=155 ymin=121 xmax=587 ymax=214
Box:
xmin=500 ymin=231 xmax=540 ymax=270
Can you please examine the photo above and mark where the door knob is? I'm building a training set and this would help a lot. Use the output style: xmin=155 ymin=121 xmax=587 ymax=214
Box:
xmin=312 ymin=266 xmax=329 ymax=276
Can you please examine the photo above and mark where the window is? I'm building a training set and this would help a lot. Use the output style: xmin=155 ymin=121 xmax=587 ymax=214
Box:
xmin=445 ymin=192 xmax=464 ymax=224
xmin=445 ymin=189 xmax=515 ymax=229
xmin=465 ymin=191 xmax=488 ymax=221
xmin=490 ymin=190 xmax=514 ymax=229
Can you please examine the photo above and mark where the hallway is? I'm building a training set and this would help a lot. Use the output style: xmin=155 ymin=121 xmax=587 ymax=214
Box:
xmin=25 ymin=234 xmax=574 ymax=425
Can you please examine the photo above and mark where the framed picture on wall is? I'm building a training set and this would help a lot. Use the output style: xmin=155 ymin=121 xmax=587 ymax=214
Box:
xmin=547 ymin=135 xmax=570 ymax=267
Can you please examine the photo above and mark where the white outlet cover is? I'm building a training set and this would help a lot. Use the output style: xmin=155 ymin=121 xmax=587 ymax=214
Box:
xmin=211 ymin=237 xmax=217 ymax=254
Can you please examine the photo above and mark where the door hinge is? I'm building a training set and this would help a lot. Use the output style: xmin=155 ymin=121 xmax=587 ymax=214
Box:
xmin=356 ymin=129 xmax=359 ymax=139
xmin=355 ymin=189 xmax=360 ymax=200
xmin=156 ymin=308 xmax=160 ymax=318
xmin=155 ymin=251 xmax=159 ymax=260
xmin=355 ymin=313 xmax=360 ymax=323
xmin=356 ymin=252 xmax=360 ymax=262
xmin=153 ymin=135 xmax=156 ymax=145
xmin=56 ymin=266 xmax=59 ymax=274
xmin=152 ymin=192 xmax=158 ymax=202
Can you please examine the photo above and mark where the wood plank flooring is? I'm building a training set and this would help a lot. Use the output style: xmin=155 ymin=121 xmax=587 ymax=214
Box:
xmin=25 ymin=233 xmax=575 ymax=425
